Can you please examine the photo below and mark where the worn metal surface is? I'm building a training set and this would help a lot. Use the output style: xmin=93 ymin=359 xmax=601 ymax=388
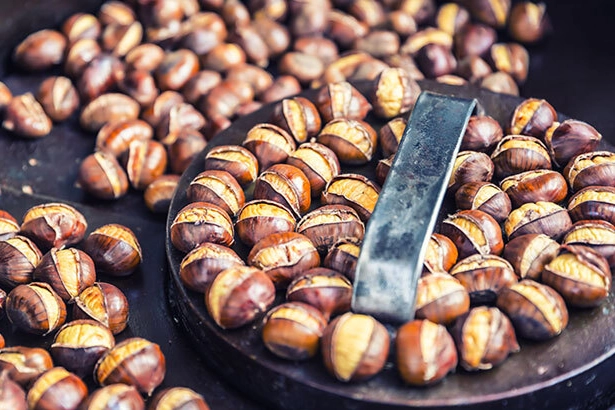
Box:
xmin=352 ymin=92 xmax=476 ymax=324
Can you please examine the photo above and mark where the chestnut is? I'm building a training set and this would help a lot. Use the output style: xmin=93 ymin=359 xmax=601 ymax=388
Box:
xmin=95 ymin=119 xmax=153 ymax=158
xmin=0 ymin=211 xmax=19 ymax=241
xmin=149 ymin=387 xmax=210 ymax=410
xmin=460 ymin=115 xmax=503 ymax=152
xmin=563 ymin=151 xmax=615 ymax=192
xmin=36 ymin=76 xmax=80 ymax=122
xmin=156 ymin=49 xmax=200 ymax=91
xmin=0 ymin=370 xmax=27 ymax=410
xmin=500 ymin=169 xmax=568 ymax=208
xmin=415 ymin=273 xmax=469 ymax=325
xmin=454 ymin=181 xmax=512 ymax=223
xmin=94 ymin=337 xmax=165 ymax=396
xmin=326 ymin=10 xmax=368 ymax=49
xmin=503 ymin=233 xmax=560 ymax=280
xmin=453 ymin=23 xmax=496 ymax=60
xmin=141 ymin=91 xmax=184 ymax=129
xmin=78 ymin=151 xmax=129 ymax=200
xmin=170 ymin=202 xmax=235 ymax=253
xmin=448 ymin=151 xmax=494 ymax=193
xmin=416 ymin=44 xmax=457 ymax=79
xmin=376 ymin=154 xmax=393 ymax=186
xmin=496 ymin=279 xmax=568 ymax=341
xmin=2 ymin=93 xmax=52 ymax=139
xmin=378 ymin=117 xmax=406 ymax=158
xmin=80 ymin=383 xmax=144 ymax=410
xmin=508 ymin=2 xmax=550 ymax=44
xmin=542 ymin=245 xmax=611 ymax=308
xmin=234 ymin=200 xmax=297 ymax=248
xmin=64 ymin=39 xmax=101 ymax=79
xmin=450 ymin=254 xmax=518 ymax=305
xmin=316 ymin=81 xmax=371 ymax=123
xmin=396 ymin=319 xmax=457 ymax=386
xmin=488 ymin=43 xmax=529 ymax=84
xmin=33 ymin=248 xmax=96 ymax=302
xmin=179 ymin=243 xmax=244 ymax=293
xmin=568 ymin=186 xmax=615 ymax=226
xmin=73 ymin=282 xmax=129 ymax=335
xmin=321 ymin=312 xmax=389 ymax=382
xmin=144 ymin=175 xmax=180 ymax=214
xmin=451 ymin=307 xmax=519 ymax=371
xmin=509 ymin=98 xmax=557 ymax=139
xmin=440 ymin=209 xmax=504 ymax=259
xmin=0 ymin=346 xmax=53 ymax=387
xmin=271 ymin=96 xmax=321 ymax=144
xmin=156 ymin=102 xmax=207 ymax=144
xmin=187 ymin=170 xmax=245 ymax=217
xmin=323 ymin=242 xmax=360 ymax=282
xmin=242 ymin=123 xmax=296 ymax=171
xmin=261 ymin=301 xmax=328 ymax=360
xmin=480 ymin=71 xmax=519 ymax=96
xmin=205 ymin=265 xmax=275 ymax=329
xmin=253 ymin=164 xmax=311 ymax=216
xmin=435 ymin=2 xmax=470 ymax=36
xmin=122 ymin=139 xmax=168 ymax=190
xmin=83 ymin=224 xmax=142 ymax=276
xmin=125 ymin=43 xmax=165 ymax=72
xmin=456 ymin=55 xmax=493 ymax=84
xmin=286 ymin=142 xmax=341 ymax=197
xmin=505 ymin=201 xmax=572 ymax=241
xmin=5 ymin=282 xmax=66 ymax=336
xmin=317 ymin=118 xmax=377 ymax=165
xmin=286 ymin=268 xmax=352 ymax=320
xmin=26 ymin=367 xmax=88 ymax=410
xmin=370 ymin=67 xmax=420 ymax=119
xmin=0 ymin=235 xmax=43 ymax=288
xmin=490 ymin=135 xmax=552 ymax=179
xmin=79 ymin=93 xmax=140 ymax=133
xmin=78 ymin=54 xmax=125 ymax=101
xmin=401 ymin=27 xmax=452 ymax=56
xmin=321 ymin=173 xmax=380 ymax=222
xmin=423 ymin=233 xmax=458 ymax=274
xmin=101 ymin=21 xmax=143 ymax=57
xmin=13 ymin=29 xmax=67 ymax=71
xmin=247 ymin=232 xmax=320 ymax=288
xmin=204 ymin=145 xmax=259 ymax=186
xmin=296 ymin=205 xmax=364 ymax=254
xmin=545 ymin=119 xmax=602 ymax=168
xmin=50 ymin=319 xmax=115 ymax=378
xmin=98 ymin=2 xmax=135 ymax=25
xmin=563 ymin=220 xmax=615 ymax=268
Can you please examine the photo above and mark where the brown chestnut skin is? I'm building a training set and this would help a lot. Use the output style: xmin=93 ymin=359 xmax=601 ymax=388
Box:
xmin=415 ymin=273 xmax=469 ymax=325
xmin=0 ymin=346 xmax=53 ymax=387
xmin=509 ymin=98 xmax=557 ymax=139
xmin=262 ymin=301 xmax=328 ymax=361
xmin=454 ymin=23 xmax=496 ymax=60
xmin=234 ymin=200 xmax=297 ymax=248
xmin=480 ymin=71 xmax=519 ymax=96
xmin=542 ymin=245 xmax=612 ymax=308
xmin=563 ymin=219 xmax=615 ymax=269
xmin=33 ymin=247 xmax=96 ymax=302
xmin=253 ymin=164 xmax=311 ymax=217
xmin=148 ymin=387 xmax=210 ymax=410
xmin=242 ymin=123 xmax=296 ymax=171
xmin=316 ymin=81 xmax=371 ymax=123
xmin=508 ymin=2 xmax=550 ymax=44
xmin=461 ymin=115 xmax=503 ymax=152
xmin=396 ymin=319 xmax=457 ymax=386
xmin=497 ymin=279 xmax=568 ymax=341
xmin=321 ymin=312 xmax=390 ymax=382
xmin=2 ymin=93 xmax=52 ymax=138
xmin=170 ymin=202 xmax=235 ymax=253
xmin=36 ymin=76 xmax=80 ymax=122
xmin=564 ymin=151 xmax=615 ymax=192
xmin=455 ymin=181 xmax=512 ymax=223
xmin=156 ymin=49 xmax=200 ymax=91
xmin=317 ymin=118 xmax=378 ymax=166
xmin=13 ymin=29 xmax=67 ymax=71
xmin=206 ymin=265 xmax=276 ymax=329
xmin=505 ymin=201 xmax=572 ymax=241
xmin=378 ymin=117 xmax=406 ymax=158
xmin=50 ymin=319 xmax=115 ymax=378
xmin=80 ymin=383 xmax=144 ymax=410
xmin=72 ymin=282 xmax=129 ymax=335
xmin=296 ymin=205 xmax=364 ymax=254
xmin=0 ymin=235 xmax=43 ymax=288
xmin=448 ymin=151 xmax=494 ymax=193
xmin=95 ymin=119 xmax=153 ymax=158
xmin=187 ymin=170 xmax=245 ymax=217
xmin=322 ymin=173 xmax=380 ymax=222
xmin=568 ymin=186 xmax=615 ymax=226
xmin=488 ymin=43 xmax=529 ymax=84
xmin=371 ymin=67 xmax=420 ymax=119
xmin=248 ymin=232 xmax=320 ymax=288
xmin=94 ymin=337 xmax=165 ymax=396
xmin=0 ymin=210 xmax=19 ymax=241
xmin=82 ymin=224 xmax=142 ymax=276
xmin=500 ymin=169 xmax=568 ymax=208
xmin=0 ymin=370 xmax=27 ymax=410
xmin=122 ymin=139 xmax=168 ymax=190
xmin=78 ymin=151 xmax=130 ymax=200
xmin=79 ymin=93 xmax=140 ymax=133
xmin=450 ymin=254 xmax=518 ymax=305
xmin=323 ymin=242 xmax=360 ymax=282
xmin=546 ymin=119 xmax=602 ymax=168
xmin=5 ymin=282 xmax=67 ymax=336
xmin=286 ymin=267 xmax=352 ymax=321
xmin=271 ymin=96 xmax=322 ymax=144
xmin=423 ymin=233 xmax=458 ymax=274
xmin=451 ymin=306 xmax=519 ymax=371
xmin=179 ymin=243 xmax=244 ymax=293
xmin=491 ymin=135 xmax=552 ymax=179
xmin=204 ymin=145 xmax=259 ymax=187
xmin=144 ymin=174 xmax=180 ymax=214
xmin=26 ymin=367 xmax=88 ymax=410
xmin=21 ymin=203 xmax=87 ymax=251
xmin=78 ymin=54 xmax=125 ymax=102
xmin=440 ymin=209 xmax=504 ymax=259
xmin=503 ymin=233 xmax=560 ymax=280
xmin=287 ymin=142 xmax=341 ymax=197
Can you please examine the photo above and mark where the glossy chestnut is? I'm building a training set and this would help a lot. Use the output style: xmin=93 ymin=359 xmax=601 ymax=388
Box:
xmin=82 ymin=224 xmax=142 ymax=276
xmin=170 ymin=202 xmax=235 ymax=252
xmin=73 ymin=282 xmax=129 ymax=335
xmin=5 ymin=282 xmax=66 ymax=336
xmin=440 ymin=209 xmax=504 ymax=259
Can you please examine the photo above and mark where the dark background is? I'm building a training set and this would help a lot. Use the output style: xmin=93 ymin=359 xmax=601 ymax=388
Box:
xmin=1 ymin=1 xmax=615 ymax=409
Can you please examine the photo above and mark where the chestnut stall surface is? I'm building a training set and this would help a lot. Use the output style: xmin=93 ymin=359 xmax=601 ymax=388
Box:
xmin=0 ymin=0 xmax=615 ymax=409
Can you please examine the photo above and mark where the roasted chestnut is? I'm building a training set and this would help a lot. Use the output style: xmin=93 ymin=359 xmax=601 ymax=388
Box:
xmin=286 ymin=268 xmax=352 ymax=320
xmin=261 ymin=301 xmax=328 ymax=360
xmin=122 ymin=139 xmax=168 ymax=190
xmin=170 ymin=202 xmax=235 ymax=252
xmin=144 ymin=174 xmax=180 ymax=214
xmin=504 ymin=201 xmax=572 ymax=241
xmin=95 ymin=119 xmax=153 ymax=157
xmin=0 ymin=370 xmax=27 ymax=410
xmin=440 ymin=209 xmax=504 ymax=259
xmin=205 ymin=265 xmax=275 ymax=329
xmin=33 ymin=247 xmax=96 ymax=302
xmin=187 ymin=170 xmax=245 ymax=217
xmin=0 ymin=211 xmax=19 ymax=241
xmin=204 ymin=145 xmax=259 ymax=186
xmin=321 ymin=312 xmax=389 ymax=382
xmin=78 ymin=151 xmax=129 ymax=200
xmin=253 ymin=164 xmax=311 ymax=216
xmin=500 ymin=169 xmax=568 ymax=208
xmin=509 ymin=98 xmax=557 ymax=138
xmin=415 ymin=273 xmax=469 ymax=325
xmin=460 ymin=115 xmax=503 ymax=152
xmin=79 ymin=93 xmax=140 ymax=133
xmin=508 ymin=2 xmax=550 ymax=44
xmin=545 ymin=119 xmax=602 ymax=168
xmin=563 ymin=220 xmax=615 ymax=268
xmin=317 ymin=118 xmax=378 ymax=165
xmin=396 ymin=319 xmax=457 ymax=386
xmin=496 ymin=279 xmax=568 ymax=340
xmin=82 ymin=223 xmax=142 ymax=276
xmin=423 ymin=233 xmax=458 ymax=274
xmin=323 ymin=242 xmax=360 ymax=281
xmin=179 ymin=243 xmax=244 ymax=293
xmin=321 ymin=173 xmax=380 ymax=222
xmin=370 ymin=67 xmax=420 ymax=119
xmin=2 ymin=93 xmax=52 ymax=139
xmin=563 ymin=151 xmax=615 ymax=192
xmin=242 ymin=123 xmax=296 ymax=171
xmin=450 ymin=254 xmax=518 ymax=305
xmin=80 ymin=383 xmax=144 ymax=410
xmin=378 ymin=117 xmax=406 ymax=158
xmin=0 ymin=346 xmax=53 ymax=387
xmin=148 ymin=387 xmax=209 ymax=410
xmin=26 ymin=367 xmax=87 ymax=410
xmin=234 ymin=200 xmax=297 ymax=248
xmin=567 ymin=186 xmax=615 ymax=226
xmin=296 ymin=205 xmax=364 ymax=254
xmin=286 ymin=142 xmax=341 ymax=197
xmin=490 ymin=135 xmax=552 ymax=179
xmin=5 ymin=282 xmax=66 ymax=336
xmin=454 ymin=181 xmax=512 ymax=223
xmin=0 ymin=235 xmax=43 ymax=288
xmin=72 ymin=282 xmax=129 ymax=335
xmin=22 ymin=202 xmax=86 ymax=251
xmin=448 ymin=151 xmax=494 ymax=193
xmin=502 ymin=233 xmax=560 ymax=280
xmin=271 ymin=96 xmax=322 ymax=143
xmin=316 ymin=81 xmax=371 ymax=123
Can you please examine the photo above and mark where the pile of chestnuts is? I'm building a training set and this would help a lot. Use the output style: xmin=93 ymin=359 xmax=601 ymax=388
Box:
xmin=0 ymin=0 xmax=548 ymax=214
xmin=169 ymin=70 xmax=613 ymax=388
xmin=0 ymin=203 xmax=211 ymax=409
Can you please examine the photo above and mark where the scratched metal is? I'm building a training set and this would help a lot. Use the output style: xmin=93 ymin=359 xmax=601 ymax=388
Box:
xmin=352 ymin=92 xmax=476 ymax=324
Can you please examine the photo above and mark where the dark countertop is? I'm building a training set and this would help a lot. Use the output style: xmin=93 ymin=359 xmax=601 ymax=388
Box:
xmin=1 ymin=1 xmax=615 ymax=409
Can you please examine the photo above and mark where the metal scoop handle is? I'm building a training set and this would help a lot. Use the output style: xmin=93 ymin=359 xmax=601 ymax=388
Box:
xmin=351 ymin=91 xmax=477 ymax=324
